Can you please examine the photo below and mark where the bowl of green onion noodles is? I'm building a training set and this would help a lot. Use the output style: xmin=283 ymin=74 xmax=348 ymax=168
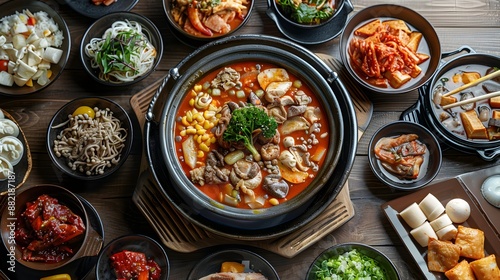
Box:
xmin=306 ymin=242 xmax=400 ymax=280
xmin=80 ymin=11 xmax=163 ymax=86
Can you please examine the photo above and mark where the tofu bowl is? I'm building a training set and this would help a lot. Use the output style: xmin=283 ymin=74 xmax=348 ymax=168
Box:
xmin=0 ymin=0 xmax=71 ymax=95
xmin=339 ymin=4 xmax=441 ymax=94
xmin=402 ymin=50 xmax=500 ymax=161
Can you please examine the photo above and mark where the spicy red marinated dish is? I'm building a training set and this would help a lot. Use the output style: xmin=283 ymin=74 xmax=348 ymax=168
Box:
xmin=170 ymin=0 xmax=251 ymax=37
xmin=174 ymin=62 xmax=330 ymax=209
xmin=348 ymin=18 xmax=430 ymax=89
xmin=14 ymin=194 xmax=85 ymax=263
xmin=374 ymin=134 xmax=427 ymax=179
xmin=110 ymin=250 xmax=162 ymax=280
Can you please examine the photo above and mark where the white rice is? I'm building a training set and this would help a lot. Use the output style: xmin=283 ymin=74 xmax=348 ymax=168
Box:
xmin=0 ymin=9 xmax=64 ymax=47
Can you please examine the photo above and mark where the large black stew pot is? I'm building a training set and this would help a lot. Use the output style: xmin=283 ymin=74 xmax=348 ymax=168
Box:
xmin=402 ymin=46 xmax=500 ymax=161
xmin=143 ymin=34 xmax=357 ymax=240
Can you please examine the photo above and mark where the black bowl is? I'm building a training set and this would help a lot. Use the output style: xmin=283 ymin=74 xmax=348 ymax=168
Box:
xmin=187 ymin=248 xmax=279 ymax=280
xmin=266 ymin=0 xmax=353 ymax=45
xmin=306 ymin=243 xmax=400 ymax=279
xmin=46 ymin=97 xmax=133 ymax=180
xmin=80 ymin=11 xmax=163 ymax=86
xmin=368 ymin=121 xmax=442 ymax=191
xmin=0 ymin=0 xmax=71 ymax=96
xmin=0 ymin=184 xmax=103 ymax=271
xmin=163 ymin=0 xmax=254 ymax=47
xmin=96 ymin=235 xmax=169 ymax=280
xmin=339 ymin=4 xmax=441 ymax=94
xmin=65 ymin=0 xmax=139 ymax=19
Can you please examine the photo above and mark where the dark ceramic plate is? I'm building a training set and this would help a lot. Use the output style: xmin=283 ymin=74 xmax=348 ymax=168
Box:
xmin=368 ymin=121 xmax=442 ymax=191
xmin=96 ymin=235 xmax=169 ymax=280
xmin=266 ymin=0 xmax=353 ymax=45
xmin=381 ymin=167 xmax=500 ymax=280
xmin=46 ymin=97 xmax=133 ymax=180
xmin=65 ymin=0 xmax=139 ymax=19
xmin=0 ymin=195 xmax=104 ymax=280
xmin=339 ymin=4 xmax=441 ymax=94
xmin=187 ymin=248 xmax=279 ymax=280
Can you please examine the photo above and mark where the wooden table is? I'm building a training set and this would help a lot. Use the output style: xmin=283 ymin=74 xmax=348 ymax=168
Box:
xmin=1 ymin=0 xmax=499 ymax=279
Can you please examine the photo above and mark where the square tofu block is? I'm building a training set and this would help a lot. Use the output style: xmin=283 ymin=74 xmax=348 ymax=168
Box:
xmin=444 ymin=260 xmax=476 ymax=280
xmin=455 ymin=225 xmax=485 ymax=259
xmin=427 ymin=239 xmax=461 ymax=272
xmin=460 ymin=110 xmax=488 ymax=139
xmin=354 ymin=19 xmax=382 ymax=37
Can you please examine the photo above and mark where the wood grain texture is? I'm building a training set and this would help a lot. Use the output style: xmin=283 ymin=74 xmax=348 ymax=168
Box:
xmin=0 ymin=0 xmax=499 ymax=279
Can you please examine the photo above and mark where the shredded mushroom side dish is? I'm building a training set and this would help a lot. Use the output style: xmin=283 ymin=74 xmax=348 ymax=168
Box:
xmin=84 ymin=20 xmax=157 ymax=84
xmin=52 ymin=106 xmax=127 ymax=176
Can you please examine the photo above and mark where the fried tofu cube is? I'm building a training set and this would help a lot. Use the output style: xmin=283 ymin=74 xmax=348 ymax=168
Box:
xmin=384 ymin=70 xmax=411 ymax=88
xmin=440 ymin=95 xmax=458 ymax=106
xmin=383 ymin=19 xmax=411 ymax=33
xmin=444 ymin=260 xmax=476 ymax=280
xmin=427 ymin=238 xmax=461 ymax=272
xmin=455 ymin=225 xmax=485 ymax=259
xmin=470 ymin=254 xmax=500 ymax=280
xmin=417 ymin=53 xmax=430 ymax=64
xmin=460 ymin=110 xmax=488 ymax=139
xmin=409 ymin=65 xmax=422 ymax=78
xmin=490 ymin=96 xmax=500 ymax=108
xmin=354 ymin=19 xmax=382 ymax=37
xmin=488 ymin=110 xmax=500 ymax=140
xmin=406 ymin=31 xmax=423 ymax=52
xmin=493 ymin=110 xmax=500 ymax=119
xmin=462 ymin=71 xmax=481 ymax=84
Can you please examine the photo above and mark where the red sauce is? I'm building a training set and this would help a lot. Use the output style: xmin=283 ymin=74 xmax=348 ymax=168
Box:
xmin=110 ymin=250 xmax=162 ymax=280
xmin=14 ymin=194 xmax=85 ymax=263
xmin=174 ymin=61 xmax=330 ymax=209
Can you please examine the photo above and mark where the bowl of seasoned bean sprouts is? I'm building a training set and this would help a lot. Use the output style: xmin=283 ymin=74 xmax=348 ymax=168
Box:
xmin=80 ymin=11 xmax=163 ymax=86
xmin=46 ymin=97 xmax=133 ymax=180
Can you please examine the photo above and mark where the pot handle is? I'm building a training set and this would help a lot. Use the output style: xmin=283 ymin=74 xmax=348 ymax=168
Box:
xmin=441 ymin=45 xmax=475 ymax=60
xmin=146 ymin=70 xmax=177 ymax=123
xmin=477 ymin=148 xmax=500 ymax=161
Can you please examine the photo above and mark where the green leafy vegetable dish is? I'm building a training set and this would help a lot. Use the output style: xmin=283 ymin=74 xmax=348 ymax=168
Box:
xmin=276 ymin=0 xmax=336 ymax=25
xmin=314 ymin=248 xmax=389 ymax=280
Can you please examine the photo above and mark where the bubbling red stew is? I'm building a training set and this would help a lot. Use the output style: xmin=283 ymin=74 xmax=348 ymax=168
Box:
xmin=174 ymin=62 xmax=330 ymax=209
xmin=431 ymin=65 xmax=500 ymax=141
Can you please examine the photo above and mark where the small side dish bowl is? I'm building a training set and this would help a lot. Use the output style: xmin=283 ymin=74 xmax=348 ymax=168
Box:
xmin=187 ymin=248 xmax=279 ymax=280
xmin=46 ymin=97 xmax=133 ymax=180
xmin=163 ymin=0 xmax=254 ymax=47
xmin=0 ymin=0 xmax=71 ymax=95
xmin=368 ymin=121 xmax=442 ymax=191
xmin=306 ymin=243 xmax=400 ymax=279
xmin=95 ymin=234 xmax=169 ymax=280
xmin=339 ymin=4 xmax=441 ymax=94
xmin=0 ymin=184 xmax=103 ymax=271
xmin=80 ymin=11 xmax=163 ymax=86
xmin=266 ymin=0 xmax=353 ymax=45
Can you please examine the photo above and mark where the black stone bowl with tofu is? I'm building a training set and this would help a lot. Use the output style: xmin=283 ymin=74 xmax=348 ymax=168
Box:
xmin=401 ymin=49 xmax=500 ymax=161
xmin=339 ymin=4 xmax=441 ymax=94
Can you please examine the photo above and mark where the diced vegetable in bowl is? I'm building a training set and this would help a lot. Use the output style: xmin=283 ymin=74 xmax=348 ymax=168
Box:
xmin=0 ymin=0 xmax=71 ymax=95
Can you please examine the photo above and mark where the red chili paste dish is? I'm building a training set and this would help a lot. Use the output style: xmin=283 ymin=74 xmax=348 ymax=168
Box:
xmin=14 ymin=194 xmax=86 ymax=263
xmin=110 ymin=250 xmax=162 ymax=280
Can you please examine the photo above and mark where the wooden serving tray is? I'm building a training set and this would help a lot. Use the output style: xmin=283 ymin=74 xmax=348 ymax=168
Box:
xmin=130 ymin=55 xmax=372 ymax=258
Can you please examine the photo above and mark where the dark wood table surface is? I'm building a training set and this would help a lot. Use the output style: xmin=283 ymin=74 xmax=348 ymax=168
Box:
xmin=1 ymin=0 xmax=499 ymax=279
